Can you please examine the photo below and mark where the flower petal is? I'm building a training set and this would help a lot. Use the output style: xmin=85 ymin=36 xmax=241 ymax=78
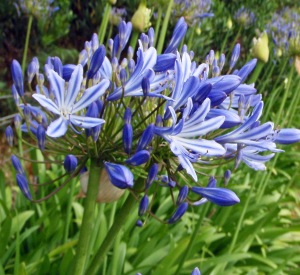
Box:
xmin=70 ymin=115 xmax=105 ymax=129
xmin=47 ymin=69 xmax=65 ymax=108
xmin=72 ymin=79 xmax=110 ymax=113
xmin=65 ymin=64 xmax=83 ymax=108
xmin=32 ymin=94 xmax=60 ymax=115
xmin=46 ymin=117 xmax=69 ymax=137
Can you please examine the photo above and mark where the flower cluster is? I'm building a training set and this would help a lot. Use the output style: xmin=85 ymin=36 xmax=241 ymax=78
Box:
xmin=14 ymin=0 xmax=59 ymax=18
xmin=9 ymin=17 xmax=300 ymax=225
xmin=267 ymin=7 xmax=300 ymax=57
xmin=234 ymin=6 xmax=255 ymax=28
xmin=173 ymin=0 xmax=214 ymax=26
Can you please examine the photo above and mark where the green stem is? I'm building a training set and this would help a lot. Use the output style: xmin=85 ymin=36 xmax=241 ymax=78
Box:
xmin=228 ymin=173 xmax=253 ymax=253
xmin=73 ymin=159 xmax=101 ymax=275
xmin=187 ymin=28 xmax=195 ymax=50
xmin=63 ymin=178 xmax=76 ymax=243
xmin=22 ymin=15 xmax=33 ymax=75
xmin=130 ymin=30 xmax=139 ymax=52
xmin=247 ymin=60 xmax=264 ymax=84
xmin=220 ymin=28 xmax=232 ymax=54
xmin=275 ymin=65 xmax=294 ymax=126
xmin=86 ymin=194 xmax=137 ymax=275
xmin=286 ymin=77 xmax=300 ymax=127
xmin=175 ymin=203 xmax=210 ymax=274
xmin=98 ymin=3 xmax=111 ymax=45
xmin=156 ymin=0 xmax=174 ymax=54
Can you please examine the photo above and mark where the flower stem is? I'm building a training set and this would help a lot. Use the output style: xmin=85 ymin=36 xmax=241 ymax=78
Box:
xmin=156 ymin=0 xmax=174 ymax=54
xmin=98 ymin=3 xmax=111 ymax=45
xmin=175 ymin=203 xmax=210 ymax=274
xmin=85 ymin=194 xmax=137 ymax=275
xmin=73 ymin=158 xmax=101 ymax=275
xmin=22 ymin=15 xmax=33 ymax=75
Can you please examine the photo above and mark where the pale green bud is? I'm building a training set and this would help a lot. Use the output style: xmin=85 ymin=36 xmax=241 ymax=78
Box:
xmin=252 ymin=32 xmax=269 ymax=63
xmin=131 ymin=3 xmax=151 ymax=32
xmin=226 ymin=18 xmax=233 ymax=29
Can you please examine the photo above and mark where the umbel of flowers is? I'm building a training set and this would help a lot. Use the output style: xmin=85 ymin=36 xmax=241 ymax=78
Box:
xmin=10 ymin=17 xmax=300 ymax=222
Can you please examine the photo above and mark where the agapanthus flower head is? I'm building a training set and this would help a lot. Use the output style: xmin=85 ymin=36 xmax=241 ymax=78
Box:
xmin=173 ymin=0 xmax=214 ymax=26
xmin=234 ymin=6 xmax=255 ymax=28
xmin=14 ymin=0 xmax=59 ymax=19
xmin=10 ymin=17 xmax=300 ymax=225
xmin=267 ymin=7 xmax=300 ymax=57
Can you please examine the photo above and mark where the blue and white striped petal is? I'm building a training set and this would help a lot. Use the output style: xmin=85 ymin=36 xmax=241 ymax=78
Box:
xmin=70 ymin=115 xmax=105 ymax=129
xmin=46 ymin=117 xmax=69 ymax=137
xmin=47 ymin=69 xmax=65 ymax=108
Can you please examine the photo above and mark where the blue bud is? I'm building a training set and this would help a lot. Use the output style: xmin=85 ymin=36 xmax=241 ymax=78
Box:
xmin=87 ymin=45 xmax=106 ymax=79
xmin=212 ymin=65 xmax=220 ymax=77
xmin=16 ymin=174 xmax=32 ymax=201
xmin=164 ymin=17 xmax=187 ymax=53
xmin=126 ymin=150 xmax=150 ymax=166
xmin=79 ymin=49 xmax=88 ymax=66
xmin=209 ymin=50 xmax=214 ymax=65
xmin=230 ymin=43 xmax=240 ymax=69
xmin=11 ymin=84 xmax=20 ymax=105
xmin=64 ymin=155 xmax=78 ymax=173
xmin=86 ymin=102 xmax=99 ymax=118
xmin=127 ymin=46 xmax=134 ymax=59
xmin=37 ymin=73 xmax=45 ymax=85
xmin=148 ymin=27 xmax=155 ymax=46
xmin=168 ymin=202 xmax=188 ymax=224
xmin=207 ymin=176 xmax=217 ymax=188
xmin=176 ymin=185 xmax=189 ymax=205
xmin=136 ymin=220 xmax=143 ymax=227
xmin=219 ymin=53 xmax=225 ymax=71
xmin=120 ymin=68 xmax=127 ymax=85
xmin=92 ymin=125 xmax=102 ymax=142
xmin=181 ymin=44 xmax=188 ymax=54
xmin=140 ymin=33 xmax=149 ymax=50
xmin=85 ymin=41 xmax=91 ymax=53
xmin=62 ymin=64 xmax=76 ymax=81
xmin=11 ymin=155 xmax=24 ymax=174
xmin=37 ymin=125 xmax=46 ymax=151
xmin=128 ymin=59 xmax=135 ymax=74
xmin=91 ymin=33 xmax=99 ymax=52
xmin=146 ymin=163 xmax=159 ymax=189
xmin=274 ymin=128 xmax=300 ymax=144
xmin=138 ymin=194 xmax=149 ymax=216
xmin=191 ymin=186 xmax=240 ymax=206
xmin=27 ymin=57 xmax=39 ymax=83
xmin=52 ymin=57 xmax=63 ymax=77
xmin=191 ymin=267 xmax=201 ymax=275
xmin=141 ymin=76 xmax=150 ymax=96
xmin=137 ymin=124 xmax=154 ymax=151
xmin=123 ymin=123 xmax=133 ymax=154
xmin=124 ymin=107 xmax=132 ymax=124
xmin=5 ymin=126 xmax=13 ymax=147
xmin=104 ymin=162 xmax=134 ymax=189
xmin=224 ymin=170 xmax=231 ymax=186
xmin=14 ymin=114 xmax=22 ymax=129
xmin=168 ymin=179 xmax=176 ymax=188
xmin=11 ymin=59 xmax=24 ymax=97
xmin=23 ymin=106 xmax=31 ymax=120
xmin=237 ymin=59 xmax=257 ymax=82
xmin=108 ymin=39 xmax=114 ymax=53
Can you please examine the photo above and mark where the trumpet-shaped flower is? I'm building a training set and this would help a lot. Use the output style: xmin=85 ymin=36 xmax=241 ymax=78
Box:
xmin=155 ymin=98 xmax=226 ymax=181
xmin=32 ymin=64 xmax=109 ymax=137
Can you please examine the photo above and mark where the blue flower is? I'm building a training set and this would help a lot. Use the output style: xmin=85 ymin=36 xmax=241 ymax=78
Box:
xmin=155 ymin=98 xmax=226 ymax=181
xmin=32 ymin=65 xmax=109 ymax=137
xmin=104 ymin=162 xmax=134 ymax=189
xmin=191 ymin=186 xmax=240 ymax=206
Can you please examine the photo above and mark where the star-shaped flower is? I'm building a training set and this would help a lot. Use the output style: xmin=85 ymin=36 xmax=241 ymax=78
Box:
xmin=33 ymin=64 xmax=110 ymax=137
